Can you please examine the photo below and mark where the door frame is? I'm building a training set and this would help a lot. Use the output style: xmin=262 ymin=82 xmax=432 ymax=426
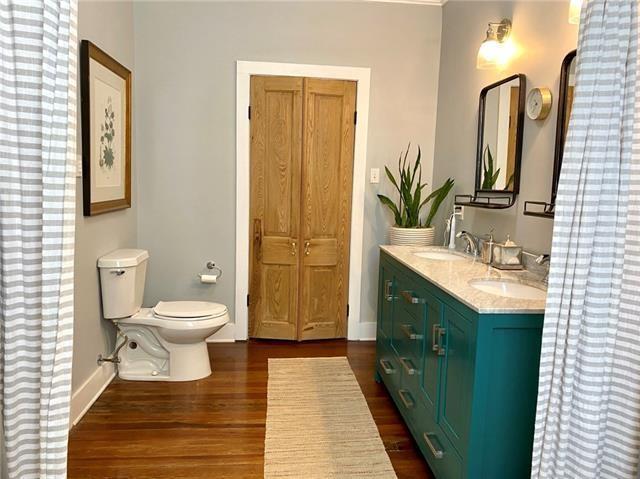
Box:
xmin=235 ymin=60 xmax=371 ymax=341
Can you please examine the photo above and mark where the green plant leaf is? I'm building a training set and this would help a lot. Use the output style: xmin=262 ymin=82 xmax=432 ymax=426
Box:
xmin=384 ymin=166 xmax=401 ymax=194
xmin=424 ymin=178 xmax=455 ymax=227
xmin=482 ymin=145 xmax=501 ymax=189
xmin=377 ymin=194 xmax=402 ymax=226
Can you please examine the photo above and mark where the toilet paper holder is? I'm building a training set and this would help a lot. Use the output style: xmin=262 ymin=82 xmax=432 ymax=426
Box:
xmin=199 ymin=261 xmax=223 ymax=283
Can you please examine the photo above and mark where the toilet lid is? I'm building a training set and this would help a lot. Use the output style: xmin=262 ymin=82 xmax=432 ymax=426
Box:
xmin=153 ymin=301 xmax=227 ymax=319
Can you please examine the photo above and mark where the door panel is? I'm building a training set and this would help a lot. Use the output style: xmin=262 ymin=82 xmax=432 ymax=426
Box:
xmin=249 ymin=75 xmax=302 ymax=340
xmin=421 ymin=300 xmax=442 ymax=419
xmin=439 ymin=306 xmax=474 ymax=455
xmin=299 ymin=78 xmax=356 ymax=340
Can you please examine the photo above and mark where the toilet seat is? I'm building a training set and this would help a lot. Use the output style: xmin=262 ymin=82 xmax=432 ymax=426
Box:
xmin=121 ymin=303 xmax=229 ymax=330
xmin=153 ymin=301 xmax=227 ymax=319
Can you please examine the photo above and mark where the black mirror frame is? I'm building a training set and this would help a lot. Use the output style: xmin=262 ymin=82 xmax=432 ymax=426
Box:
xmin=551 ymin=49 xmax=577 ymax=204
xmin=456 ymin=74 xmax=526 ymax=210
xmin=475 ymin=73 xmax=526 ymax=195
xmin=524 ymin=50 xmax=576 ymax=218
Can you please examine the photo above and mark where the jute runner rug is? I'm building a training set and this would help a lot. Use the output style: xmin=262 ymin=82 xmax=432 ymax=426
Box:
xmin=264 ymin=357 xmax=397 ymax=478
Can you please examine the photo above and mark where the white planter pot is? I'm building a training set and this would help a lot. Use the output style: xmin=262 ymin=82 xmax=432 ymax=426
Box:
xmin=389 ymin=226 xmax=435 ymax=246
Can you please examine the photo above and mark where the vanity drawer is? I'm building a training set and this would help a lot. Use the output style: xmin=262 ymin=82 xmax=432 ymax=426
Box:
xmin=376 ymin=338 xmax=401 ymax=392
xmin=392 ymin=304 xmax=425 ymax=362
xmin=415 ymin=398 xmax=463 ymax=479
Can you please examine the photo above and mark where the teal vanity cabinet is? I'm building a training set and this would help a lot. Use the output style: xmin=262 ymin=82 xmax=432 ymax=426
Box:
xmin=375 ymin=250 xmax=544 ymax=478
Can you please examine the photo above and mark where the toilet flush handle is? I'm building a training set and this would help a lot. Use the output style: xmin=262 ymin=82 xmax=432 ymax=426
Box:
xmin=111 ymin=269 xmax=126 ymax=276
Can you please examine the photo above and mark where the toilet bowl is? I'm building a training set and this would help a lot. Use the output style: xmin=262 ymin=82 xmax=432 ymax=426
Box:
xmin=98 ymin=249 xmax=229 ymax=382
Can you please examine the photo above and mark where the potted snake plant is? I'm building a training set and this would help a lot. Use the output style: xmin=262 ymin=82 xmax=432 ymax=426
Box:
xmin=378 ymin=144 xmax=455 ymax=246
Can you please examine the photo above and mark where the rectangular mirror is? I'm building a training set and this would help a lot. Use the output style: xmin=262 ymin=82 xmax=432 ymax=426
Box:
xmin=524 ymin=51 xmax=576 ymax=218
xmin=476 ymin=74 xmax=526 ymax=194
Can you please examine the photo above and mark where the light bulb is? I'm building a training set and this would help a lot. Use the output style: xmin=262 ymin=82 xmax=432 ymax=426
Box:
xmin=569 ymin=0 xmax=582 ymax=24
xmin=477 ymin=39 xmax=501 ymax=70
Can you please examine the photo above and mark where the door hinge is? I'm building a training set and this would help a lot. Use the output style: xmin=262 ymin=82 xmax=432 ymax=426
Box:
xmin=354 ymin=111 xmax=358 ymax=125
xmin=247 ymin=294 xmax=250 ymax=307
xmin=347 ymin=304 xmax=350 ymax=317
xmin=248 ymin=106 xmax=251 ymax=120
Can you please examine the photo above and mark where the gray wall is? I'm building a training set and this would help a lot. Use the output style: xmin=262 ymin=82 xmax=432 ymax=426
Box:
xmin=133 ymin=2 xmax=443 ymax=330
xmin=432 ymin=1 xmax=578 ymax=254
xmin=73 ymin=0 xmax=136 ymax=391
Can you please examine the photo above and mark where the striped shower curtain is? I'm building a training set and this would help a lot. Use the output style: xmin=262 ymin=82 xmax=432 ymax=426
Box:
xmin=531 ymin=1 xmax=640 ymax=478
xmin=0 ymin=2 xmax=77 ymax=478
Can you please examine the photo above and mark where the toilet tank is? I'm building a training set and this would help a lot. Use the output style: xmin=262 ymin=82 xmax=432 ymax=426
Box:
xmin=97 ymin=249 xmax=149 ymax=319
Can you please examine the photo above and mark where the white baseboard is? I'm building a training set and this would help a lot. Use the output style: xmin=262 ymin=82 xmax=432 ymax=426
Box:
xmin=206 ymin=322 xmax=236 ymax=343
xmin=206 ymin=321 xmax=374 ymax=341
xmin=358 ymin=322 xmax=377 ymax=341
xmin=69 ymin=363 xmax=115 ymax=429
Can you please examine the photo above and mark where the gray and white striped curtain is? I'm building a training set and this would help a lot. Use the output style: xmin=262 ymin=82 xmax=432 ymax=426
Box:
xmin=1 ymin=1 xmax=77 ymax=478
xmin=531 ymin=1 xmax=640 ymax=478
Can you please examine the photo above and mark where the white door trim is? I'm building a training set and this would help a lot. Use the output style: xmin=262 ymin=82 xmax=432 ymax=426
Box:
xmin=235 ymin=60 xmax=371 ymax=341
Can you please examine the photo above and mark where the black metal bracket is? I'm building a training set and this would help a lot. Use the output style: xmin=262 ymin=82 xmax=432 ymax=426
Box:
xmin=523 ymin=201 xmax=555 ymax=218
xmin=454 ymin=193 xmax=516 ymax=210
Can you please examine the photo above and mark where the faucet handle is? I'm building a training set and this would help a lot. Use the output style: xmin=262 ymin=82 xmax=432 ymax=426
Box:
xmin=485 ymin=228 xmax=494 ymax=242
xmin=535 ymin=254 xmax=551 ymax=265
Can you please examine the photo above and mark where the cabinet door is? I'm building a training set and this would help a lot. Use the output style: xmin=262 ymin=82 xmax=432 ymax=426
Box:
xmin=438 ymin=306 xmax=475 ymax=456
xmin=377 ymin=261 xmax=396 ymax=342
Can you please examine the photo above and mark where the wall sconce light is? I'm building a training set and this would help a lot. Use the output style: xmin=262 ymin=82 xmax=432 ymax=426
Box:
xmin=568 ymin=0 xmax=582 ymax=24
xmin=476 ymin=19 xmax=513 ymax=70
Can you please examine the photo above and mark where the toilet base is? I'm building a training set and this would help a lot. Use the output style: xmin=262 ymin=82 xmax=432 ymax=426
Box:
xmin=116 ymin=324 xmax=214 ymax=382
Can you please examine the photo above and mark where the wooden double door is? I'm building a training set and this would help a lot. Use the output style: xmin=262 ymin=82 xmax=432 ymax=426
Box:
xmin=249 ymin=75 xmax=356 ymax=341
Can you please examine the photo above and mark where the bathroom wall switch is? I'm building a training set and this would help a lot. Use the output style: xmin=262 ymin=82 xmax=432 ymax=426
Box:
xmin=370 ymin=168 xmax=380 ymax=184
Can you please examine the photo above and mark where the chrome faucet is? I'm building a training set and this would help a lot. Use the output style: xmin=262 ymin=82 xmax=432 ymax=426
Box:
xmin=456 ymin=231 xmax=479 ymax=257
xmin=536 ymin=254 xmax=551 ymax=283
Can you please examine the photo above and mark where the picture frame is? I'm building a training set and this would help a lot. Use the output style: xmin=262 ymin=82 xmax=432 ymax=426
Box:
xmin=80 ymin=40 xmax=131 ymax=216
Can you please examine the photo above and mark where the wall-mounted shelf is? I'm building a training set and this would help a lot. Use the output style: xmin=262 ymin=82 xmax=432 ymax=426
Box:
xmin=523 ymin=201 xmax=555 ymax=218
xmin=455 ymin=193 xmax=515 ymax=210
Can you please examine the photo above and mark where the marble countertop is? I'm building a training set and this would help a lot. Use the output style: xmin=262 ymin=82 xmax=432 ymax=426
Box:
xmin=380 ymin=245 xmax=547 ymax=314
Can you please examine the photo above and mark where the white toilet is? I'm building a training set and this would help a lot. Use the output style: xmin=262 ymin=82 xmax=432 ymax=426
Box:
xmin=97 ymin=249 xmax=229 ymax=382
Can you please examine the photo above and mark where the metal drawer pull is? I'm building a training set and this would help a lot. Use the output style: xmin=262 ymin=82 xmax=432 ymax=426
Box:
xmin=400 ymin=357 xmax=417 ymax=376
xmin=290 ymin=241 xmax=297 ymax=256
xmin=401 ymin=324 xmax=423 ymax=340
xmin=379 ymin=359 xmax=395 ymax=375
xmin=401 ymin=290 xmax=425 ymax=304
xmin=384 ymin=279 xmax=394 ymax=302
xmin=423 ymin=433 xmax=444 ymax=459
xmin=432 ymin=324 xmax=440 ymax=352
xmin=437 ymin=327 xmax=447 ymax=356
xmin=398 ymin=389 xmax=415 ymax=409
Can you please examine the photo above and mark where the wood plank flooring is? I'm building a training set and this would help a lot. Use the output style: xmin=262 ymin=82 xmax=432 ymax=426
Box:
xmin=68 ymin=340 xmax=434 ymax=479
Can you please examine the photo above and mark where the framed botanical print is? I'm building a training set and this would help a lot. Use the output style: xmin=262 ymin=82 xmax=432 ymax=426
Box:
xmin=80 ymin=40 xmax=131 ymax=216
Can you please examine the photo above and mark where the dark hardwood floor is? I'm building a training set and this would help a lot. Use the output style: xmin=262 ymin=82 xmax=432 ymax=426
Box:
xmin=68 ymin=340 xmax=434 ymax=479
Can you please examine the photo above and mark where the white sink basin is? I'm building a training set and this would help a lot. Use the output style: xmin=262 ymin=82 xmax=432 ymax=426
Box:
xmin=413 ymin=251 xmax=467 ymax=261
xmin=469 ymin=278 xmax=546 ymax=300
